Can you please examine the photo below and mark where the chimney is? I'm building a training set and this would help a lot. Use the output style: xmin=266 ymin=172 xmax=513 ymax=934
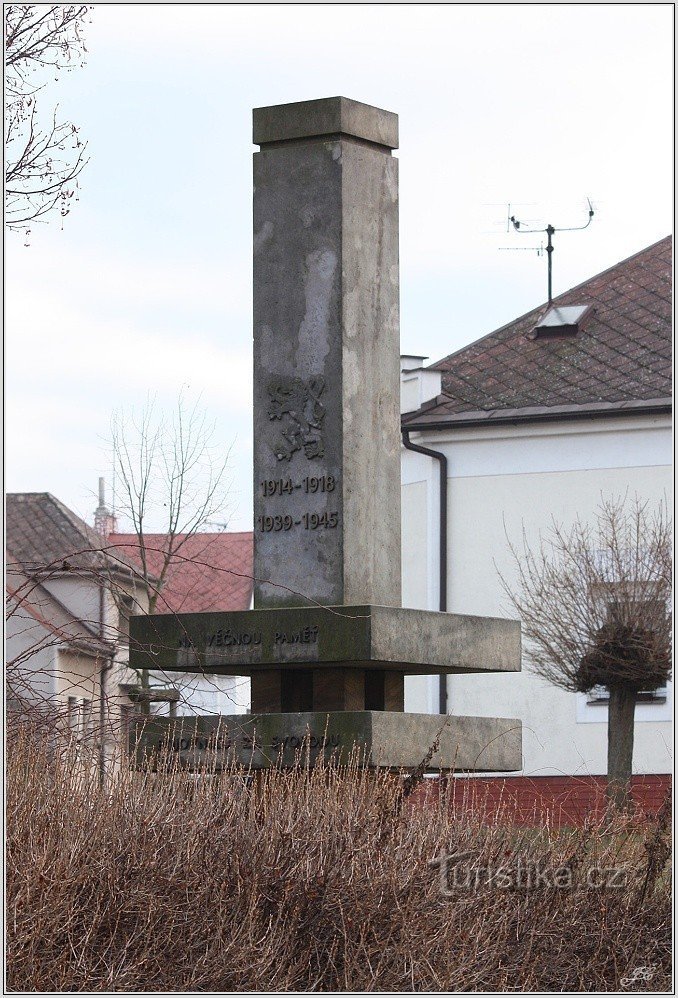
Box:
xmin=94 ymin=477 xmax=118 ymax=537
xmin=400 ymin=355 xmax=442 ymax=415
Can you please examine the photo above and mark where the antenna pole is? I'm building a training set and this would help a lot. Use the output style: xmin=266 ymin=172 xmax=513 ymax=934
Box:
xmin=546 ymin=224 xmax=554 ymax=303
xmin=509 ymin=201 xmax=594 ymax=303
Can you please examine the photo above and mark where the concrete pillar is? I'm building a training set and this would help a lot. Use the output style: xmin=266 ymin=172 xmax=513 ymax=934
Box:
xmin=252 ymin=97 xmax=401 ymax=610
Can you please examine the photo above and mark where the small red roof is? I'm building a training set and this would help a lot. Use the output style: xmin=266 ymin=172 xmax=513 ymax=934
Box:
xmin=107 ymin=532 xmax=253 ymax=614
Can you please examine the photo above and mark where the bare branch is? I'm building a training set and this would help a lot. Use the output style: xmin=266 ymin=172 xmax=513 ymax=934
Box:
xmin=5 ymin=5 xmax=92 ymax=231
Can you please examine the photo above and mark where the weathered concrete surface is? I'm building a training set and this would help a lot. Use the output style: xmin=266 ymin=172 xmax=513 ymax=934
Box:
xmin=129 ymin=604 xmax=520 ymax=676
xmin=253 ymin=97 xmax=401 ymax=609
xmin=253 ymin=96 xmax=399 ymax=148
xmin=131 ymin=710 xmax=522 ymax=772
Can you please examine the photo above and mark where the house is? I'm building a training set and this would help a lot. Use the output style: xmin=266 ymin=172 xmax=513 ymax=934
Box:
xmin=6 ymin=492 xmax=146 ymax=765
xmin=6 ymin=492 xmax=253 ymax=763
xmin=400 ymin=235 xmax=672 ymax=816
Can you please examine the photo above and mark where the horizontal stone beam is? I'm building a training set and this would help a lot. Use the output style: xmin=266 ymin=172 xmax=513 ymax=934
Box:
xmin=131 ymin=711 xmax=522 ymax=773
xmin=129 ymin=605 xmax=521 ymax=677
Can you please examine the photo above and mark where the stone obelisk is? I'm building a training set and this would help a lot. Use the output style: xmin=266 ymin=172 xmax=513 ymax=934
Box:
xmin=253 ymin=98 xmax=401 ymax=611
xmin=129 ymin=98 xmax=522 ymax=773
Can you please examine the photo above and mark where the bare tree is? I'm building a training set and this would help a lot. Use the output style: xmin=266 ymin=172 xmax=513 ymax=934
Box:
xmin=109 ymin=395 xmax=232 ymax=709
xmin=500 ymin=496 xmax=671 ymax=811
xmin=5 ymin=5 xmax=91 ymax=233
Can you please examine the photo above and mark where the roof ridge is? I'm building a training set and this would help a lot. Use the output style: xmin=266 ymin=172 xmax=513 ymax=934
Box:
xmin=109 ymin=530 xmax=253 ymax=539
xmin=44 ymin=492 xmax=104 ymax=548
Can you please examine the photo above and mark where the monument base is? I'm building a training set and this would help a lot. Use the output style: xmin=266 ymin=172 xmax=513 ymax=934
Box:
xmin=131 ymin=711 xmax=522 ymax=773
xmin=131 ymin=604 xmax=521 ymax=678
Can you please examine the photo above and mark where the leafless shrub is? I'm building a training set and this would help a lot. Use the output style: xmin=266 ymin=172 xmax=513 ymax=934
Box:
xmin=7 ymin=721 xmax=672 ymax=992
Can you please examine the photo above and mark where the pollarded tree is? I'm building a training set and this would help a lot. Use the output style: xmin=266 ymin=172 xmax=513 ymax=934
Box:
xmin=501 ymin=496 xmax=671 ymax=811
xmin=5 ymin=4 xmax=91 ymax=232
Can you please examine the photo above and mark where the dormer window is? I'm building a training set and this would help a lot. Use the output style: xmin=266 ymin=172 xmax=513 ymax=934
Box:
xmin=530 ymin=304 xmax=594 ymax=339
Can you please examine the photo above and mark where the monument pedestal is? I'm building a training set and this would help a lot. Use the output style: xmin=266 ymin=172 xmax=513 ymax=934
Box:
xmin=131 ymin=604 xmax=522 ymax=770
xmin=132 ymin=711 xmax=521 ymax=773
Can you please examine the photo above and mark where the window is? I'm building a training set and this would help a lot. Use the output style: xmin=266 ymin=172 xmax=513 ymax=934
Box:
xmin=67 ymin=696 xmax=79 ymax=736
xmin=585 ymin=584 xmax=669 ymax=707
xmin=118 ymin=594 xmax=135 ymax=646
xmin=586 ymin=685 xmax=667 ymax=706
xmin=81 ymin=698 xmax=92 ymax=745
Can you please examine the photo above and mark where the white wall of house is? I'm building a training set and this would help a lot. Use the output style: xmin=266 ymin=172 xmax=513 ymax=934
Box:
xmin=41 ymin=575 xmax=104 ymax=633
xmin=149 ymin=670 xmax=250 ymax=716
xmin=401 ymin=413 xmax=672 ymax=776
xmin=6 ymin=611 xmax=57 ymax=703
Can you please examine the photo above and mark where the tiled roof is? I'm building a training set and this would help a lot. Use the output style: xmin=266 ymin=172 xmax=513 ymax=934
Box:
xmin=107 ymin=532 xmax=254 ymax=614
xmin=403 ymin=236 xmax=672 ymax=425
xmin=6 ymin=493 xmax=139 ymax=576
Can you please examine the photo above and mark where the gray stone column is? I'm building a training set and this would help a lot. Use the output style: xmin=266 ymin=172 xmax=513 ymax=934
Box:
xmin=252 ymin=97 xmax=401 ymax=610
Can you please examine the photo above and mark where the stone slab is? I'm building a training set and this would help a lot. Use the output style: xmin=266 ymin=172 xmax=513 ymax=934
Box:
xmin=253 ymin=96 xmax=398 ymax=148
xmin=129 ymin=604 xmax=521 ymax=677
xmin=130 ymin=710 xmax=522 ymax=773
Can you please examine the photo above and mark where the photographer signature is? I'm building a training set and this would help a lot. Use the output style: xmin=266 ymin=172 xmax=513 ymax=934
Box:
xmin=620 ymin=964 xmax=657 ymax=989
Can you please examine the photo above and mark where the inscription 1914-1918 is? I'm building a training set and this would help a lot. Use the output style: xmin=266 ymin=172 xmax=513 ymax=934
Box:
xmin=261 ymin=475 xmax=335 ymax=496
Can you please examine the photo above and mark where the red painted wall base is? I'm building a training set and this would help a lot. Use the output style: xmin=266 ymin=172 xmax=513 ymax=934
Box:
xmin=413 ymin=775 xmax=671 ymax=827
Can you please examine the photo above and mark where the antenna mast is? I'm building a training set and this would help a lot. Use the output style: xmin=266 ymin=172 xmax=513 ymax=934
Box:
xmin=509 ymin=199 xmax=594 ymax=303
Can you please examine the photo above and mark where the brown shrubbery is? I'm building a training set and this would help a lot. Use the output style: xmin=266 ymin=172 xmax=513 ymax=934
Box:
xmin=7 ymin=724 xmax=671 ymax=992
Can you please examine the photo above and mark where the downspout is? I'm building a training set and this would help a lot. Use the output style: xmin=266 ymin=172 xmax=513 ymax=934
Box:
xmin=401 ymin=429 xmax=448 ymax=714
xmin=98 ymin=563 xmax=114 ymax=788
xmin=98 ymin=581 xmax=107 ymax=787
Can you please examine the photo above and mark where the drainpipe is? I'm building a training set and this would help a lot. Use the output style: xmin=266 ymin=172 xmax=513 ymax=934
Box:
xmin=401 ymin=430 xmax=448 ymax=714
xmin=98 ymin=580 xmax=110 ymax=788
xmin=97 ymin=555 xmax=115 ymax=789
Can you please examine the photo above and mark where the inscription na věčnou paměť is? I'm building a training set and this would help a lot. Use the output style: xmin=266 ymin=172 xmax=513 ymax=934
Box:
xmin=177 ymin=626 xmax=320 ymax=650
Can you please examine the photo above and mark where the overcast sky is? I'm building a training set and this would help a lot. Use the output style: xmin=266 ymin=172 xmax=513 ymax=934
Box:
xmin=5 ymin=4 xmax=673 ymax=532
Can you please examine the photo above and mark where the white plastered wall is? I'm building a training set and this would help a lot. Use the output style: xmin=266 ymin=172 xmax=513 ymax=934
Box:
xmin=401 ymin=414 xmax=672 ymax=776
xmin=6 ymin=611 xmax=57 ymax=704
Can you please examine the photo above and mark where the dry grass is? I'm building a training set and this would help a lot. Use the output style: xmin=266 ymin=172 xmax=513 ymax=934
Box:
xmin=7 ymin=722 xmax=672 ymax=992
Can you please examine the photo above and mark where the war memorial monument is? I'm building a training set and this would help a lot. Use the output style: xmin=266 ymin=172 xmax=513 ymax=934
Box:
xmin=130 ymin=97 xmax=521 ymax=773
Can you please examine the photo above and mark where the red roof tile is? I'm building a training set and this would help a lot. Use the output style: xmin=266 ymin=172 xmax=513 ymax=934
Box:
xmin=107 ymin=532 xmax=253 ymax=614
xmin=403 ymin=236 xmax=672 ymax=425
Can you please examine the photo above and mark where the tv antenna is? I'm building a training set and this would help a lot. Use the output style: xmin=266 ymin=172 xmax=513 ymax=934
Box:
xmin=508 ymin=199 xmax=594 ymax=303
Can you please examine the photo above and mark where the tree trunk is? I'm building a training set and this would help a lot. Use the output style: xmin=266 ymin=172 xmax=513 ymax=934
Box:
xmin=607 ymin=684 xmax=636 ymax=811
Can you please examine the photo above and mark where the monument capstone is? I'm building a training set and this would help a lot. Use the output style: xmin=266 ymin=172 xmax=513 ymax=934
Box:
xmin=130 ymin=97 xmax=522 ymax=772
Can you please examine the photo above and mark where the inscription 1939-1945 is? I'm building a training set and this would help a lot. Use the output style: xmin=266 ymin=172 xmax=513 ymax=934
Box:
xmin=256 ymin=511 xmax=339 ymax=532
